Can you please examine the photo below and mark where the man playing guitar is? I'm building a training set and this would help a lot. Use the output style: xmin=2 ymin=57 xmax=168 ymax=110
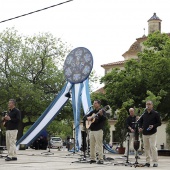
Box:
xmin=84 ymin=100 xmax=107 ymax=164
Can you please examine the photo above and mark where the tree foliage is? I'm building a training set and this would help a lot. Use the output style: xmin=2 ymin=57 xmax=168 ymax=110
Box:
xmin=0 ymin=28 xmax=72 ymax=139
xmin=166 ymin=120 xmax=170 ymax=148
xmin=101 ymin=31 xmax=170 ymax=120
xmin=114 ymin=107 xmax=128 ymax=147
xmin=143 ymin=90 xmax=167 ymax=110
xmin=103 ymin=118 xmax=111 ymax=143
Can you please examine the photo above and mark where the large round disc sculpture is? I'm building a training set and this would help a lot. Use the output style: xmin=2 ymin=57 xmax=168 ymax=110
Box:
xmin=64 ymin=47 xmax=93 ymax=84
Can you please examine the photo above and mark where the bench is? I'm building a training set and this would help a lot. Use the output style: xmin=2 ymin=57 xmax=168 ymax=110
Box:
xmin=158 ymin=149 xmax=170 ymax=156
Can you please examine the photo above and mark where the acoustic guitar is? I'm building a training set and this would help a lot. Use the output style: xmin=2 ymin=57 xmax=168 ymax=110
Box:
xmin=1 ymin=112 xmax=8 ymax=127
xmin=86 ymin=105 xmax=110 ymax=129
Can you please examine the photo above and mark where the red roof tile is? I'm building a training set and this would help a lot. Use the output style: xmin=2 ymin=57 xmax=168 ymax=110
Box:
xmin=101 ymin=60 xmax=125 ymax=67
xmin=93 ymin=87 xmax=105 ymax=94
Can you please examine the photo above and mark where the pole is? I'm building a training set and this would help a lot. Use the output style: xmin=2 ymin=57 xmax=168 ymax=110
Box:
xmin=125 ymin=132 xmax=130 ymax=163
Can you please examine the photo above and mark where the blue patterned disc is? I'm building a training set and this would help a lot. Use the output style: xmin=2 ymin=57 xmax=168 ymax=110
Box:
xmin=63 ymin=47 xmax=93 ymax=84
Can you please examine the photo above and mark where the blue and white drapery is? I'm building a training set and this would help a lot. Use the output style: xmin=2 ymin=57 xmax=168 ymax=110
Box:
xmin=16 ymin=79 xmax=92 ymax=150
xmin=81 ymin=79 xmax=93 ymax=115
xmin=71 ymin=83 xmax=83 ymax=150
xmin=16 ymin=82 xmax=73 ymax=149
xmin=71 ymin=78 xmax=92 ymax=150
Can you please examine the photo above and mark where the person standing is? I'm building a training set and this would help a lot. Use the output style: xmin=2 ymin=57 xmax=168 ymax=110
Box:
xmin=3 ymin=99 xmax=21 ymax=161
xmin=138 ymin=100 xmax=161 ymax=167
xmin=84 ymin=100 xmax=106 ymax=164
xmin=123 ymin=108 xmax=139 ymax=157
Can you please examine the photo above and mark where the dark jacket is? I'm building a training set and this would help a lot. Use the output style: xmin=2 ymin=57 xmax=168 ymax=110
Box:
xmin=6 ymin=107 xmax=21 ymax=130
xmin=138 ymin=109 xmax=161 ymax=135
xmin=85 ymin=108 xmax=106 ymax=131
xmin=126 ymin=115 xmax=137 ymax=132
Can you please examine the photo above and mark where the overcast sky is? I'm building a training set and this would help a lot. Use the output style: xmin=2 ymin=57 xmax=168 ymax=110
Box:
xmin=0 ymin=0 xmax=170 ymax=90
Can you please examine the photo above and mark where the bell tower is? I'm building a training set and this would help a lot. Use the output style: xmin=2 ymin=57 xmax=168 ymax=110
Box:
xmin=148 ymin=13 xmax=162 ymax=34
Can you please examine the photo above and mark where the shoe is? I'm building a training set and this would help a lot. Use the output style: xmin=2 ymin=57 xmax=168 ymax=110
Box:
xmin=144 ymin=163 xmax=150 ymax=167
xmin=5 ymin=157 xmax=12 ymax=161
xmin=153 ymin=163 xmax=158 ymax=167
xmin=122 ymin=155 xmax=127 ymax=157
xmin=90 ymin=160 xmax=96 ymax=164
xmin=97 ymin=160 xmax=104 ymax=164
xmin=12 ymin=157 xmax=17 ymax=160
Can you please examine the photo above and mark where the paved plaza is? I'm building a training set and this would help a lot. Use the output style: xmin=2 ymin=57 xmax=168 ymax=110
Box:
xmin=0 ymin=147 xmax=170 ymax=170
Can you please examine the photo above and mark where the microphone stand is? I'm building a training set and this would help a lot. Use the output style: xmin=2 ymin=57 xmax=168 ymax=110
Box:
xmin=71 ymin=106 xmax=92 ymax=163
xmin=71 ymin=122 xmax=89 ymax=163
xmin=132 ymin=122 xmax=145 ymax=167
xmin=86 ymin=128 xmax=90 ymax=156
xmin=76 ymin=120 xmax=89 ymax=163
xmin=114 ymin=132 xmax=133 ymax=167
xmin=125 ymin=132 xmax=132 ymax=165
xmin=83 ymin=106 xmax=92 ymax=157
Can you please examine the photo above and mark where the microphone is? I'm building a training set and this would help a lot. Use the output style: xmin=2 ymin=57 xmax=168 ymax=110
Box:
xmin=147 ymin=127 xmax=151 ymax=131
xmin=87 ymin=105 xmax=93 ymax=112
xmin=144 ymin=107 xmax=148 ymax=111
xmin=136 ymin=108 xmax=148 ymax=122
xmin=85 ymin=105 xmax=93 ymax=115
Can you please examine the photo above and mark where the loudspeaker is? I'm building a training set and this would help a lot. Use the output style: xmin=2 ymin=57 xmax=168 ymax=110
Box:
xmin=65 ymin=92 xmax=71 ymax=98
xmin=134 ymin=140 xmax=140 ymax=151
xmin=19 ymin=144 xmax=26 ymax=150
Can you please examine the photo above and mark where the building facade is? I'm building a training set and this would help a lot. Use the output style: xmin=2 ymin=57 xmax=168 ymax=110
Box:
xmin=99 ymin=13 xmax=168 ymax=150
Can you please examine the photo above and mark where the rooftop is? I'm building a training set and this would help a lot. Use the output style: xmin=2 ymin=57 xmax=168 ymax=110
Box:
xmin=101 ymin=60 xmax=125 ymax=67
xmin=148 ymin=13 xmax=162 ymax=22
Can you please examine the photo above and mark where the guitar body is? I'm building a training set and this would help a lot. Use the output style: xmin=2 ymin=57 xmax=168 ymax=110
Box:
xmin=1 ymin=118 xmax=8 ymax=127
xmin=85 ymin=105 xmax=110 ymax=129
xmin=2 ymin=120 xmax=7 ymax=127
xmin=1 ymin=113 xmax=8 ymax=127
xmin=86 ymin=113 xmax=96 ymax=129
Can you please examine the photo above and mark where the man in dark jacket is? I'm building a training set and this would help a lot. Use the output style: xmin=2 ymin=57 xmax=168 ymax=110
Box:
xmin=124 ymin=108 xmax=139 ymax=157
xmin=3 ymin=99 xmax=21 ymax=161
xmin=138 ymin=100 xmax=161 ymax=167
xmin=84 ymin=100 xmax=106 ymax=164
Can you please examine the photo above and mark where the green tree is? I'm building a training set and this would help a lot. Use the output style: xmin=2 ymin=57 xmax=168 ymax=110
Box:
xmin=91 ymin=92 xmax=108 ymax=107
xmin=101 ymin=59 xmax=144 ymax=112
xmin=0 ymin=28 xmax=71 ymax=139
xmin=143 ymin=90 xmax=167 ymax=110
xmin=103 ymin=118 xmax=110 ymax=143
xmin=114 ymin=107 xmax=128 ymax=147
xmin=101 ymin=31 xmax=170 ymax=119
xmin=114 ymin=100 xmax=135 ymax=148
xmin=138 ymin=31 xmax=170 ymax=116
xmin=166 ymin=120 xmax=170 ymax=149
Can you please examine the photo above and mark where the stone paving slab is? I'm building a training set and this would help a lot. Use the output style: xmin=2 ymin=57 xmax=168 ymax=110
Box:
xmin=0 ymin=148 xmax=170 ymax=170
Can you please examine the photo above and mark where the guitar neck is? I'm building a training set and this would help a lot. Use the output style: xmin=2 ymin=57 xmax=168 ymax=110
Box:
xmin=92 ymin=112 xmax=99 ymax=119
xmin=85 ymin=105 xmax=110 ymax=129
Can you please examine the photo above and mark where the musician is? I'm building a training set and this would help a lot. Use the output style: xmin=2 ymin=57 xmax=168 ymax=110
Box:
xmin=138 ymin=100 xmax=161 ymax=167
xmin=2 ymin=99 xmax=21 ymax=161
xmin=84 ymin=100 xmax=106 ymax=164
xmin=123 ymin=108 xmax=140 ymax=157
